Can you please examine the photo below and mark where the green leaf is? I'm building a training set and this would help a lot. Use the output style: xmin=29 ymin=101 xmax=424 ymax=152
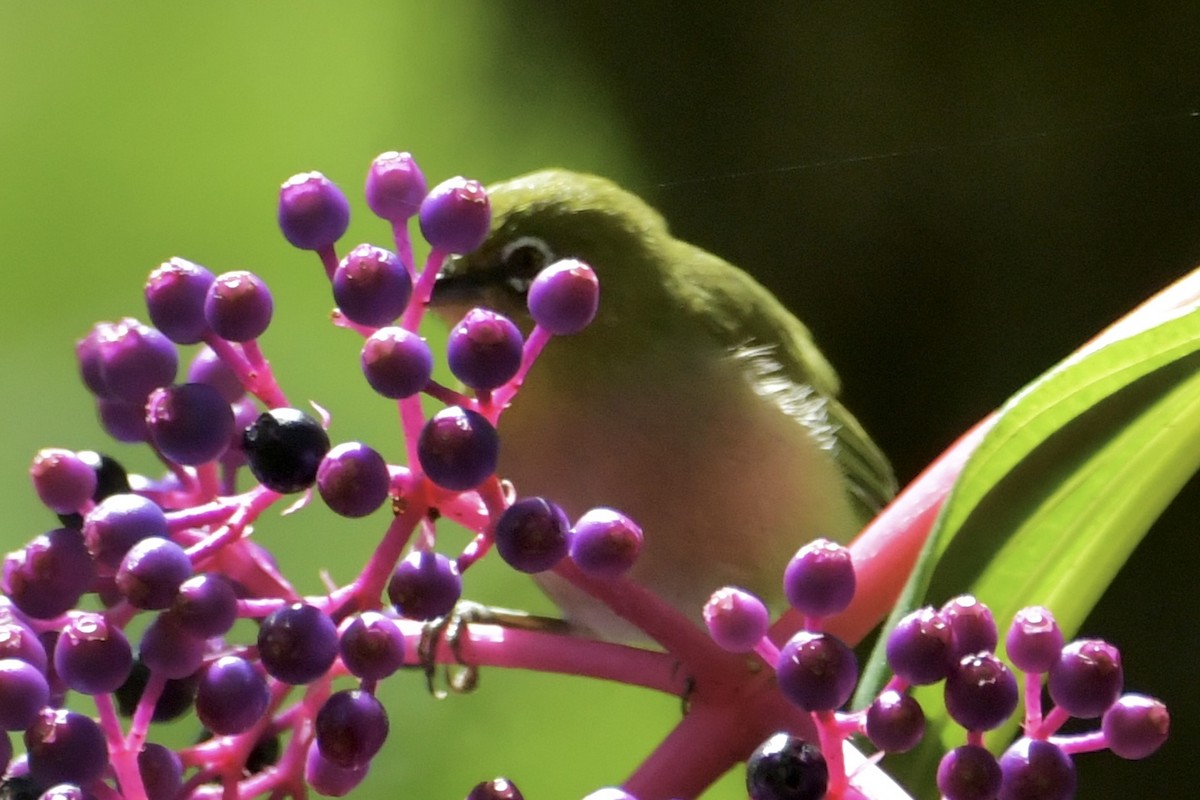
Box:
xmin=887 ymin=303 xmax=1200 ymax=790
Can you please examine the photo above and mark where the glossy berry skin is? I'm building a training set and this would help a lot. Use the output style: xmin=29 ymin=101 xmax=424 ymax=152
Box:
xmin=315 ymin=689 xmax=389 ymax=769
xmin=944 ymin=652 xmax=1019 ymax=731
xmin=317 ymin=442 xmax=391 ymax=518
xmin=387 ymin=551 xmax=462 ymax=621
xmin=339 ymin=611 xmax=406 ymax=681
xmin=168 ymin=573 xmax=239 ymax=638
xmin=745 ymin=732 xmax=828 ymax=800
xmin=139 ymin=613 xmax=206 ymax=679
xmin=116 ymin=537 xmax=193 ymax=610
xmin=466 ymin=777 xmax=525 ymax=800
xmin=146 ymin=383 xmax=235 ymax=465
xmin=447 ymin=308 xmax=524 ymax=390
xmin=187 ymin=345 xmax=246 ymax=403
xmin=937 ymin=744 xmax=1002 ymax=800
xmin=885 ymin=606 xmax=954 ymax=686
xmin=782 ymin=538 xmax=856 ymax=618
xmin=417 ymin=407 xmax=498 ymax=491
xmin=865 ymin=689 xmax=925 ymax=753
xmin=243 ymin=408 xmax=331 ymax=493
xmin=257 ymin=603 xmax=339 ymax=684
xmin=493 ymin=497 xmax=571 ymax=573
xmin=53 ymin=612 xmax=132 ymax=695
xmin=361 ymin=327 xmax=434 ymax=399
xmin=84 ymin=493 xmax=168 ymax=572
xmin=145 ymin=257 xmax=216 ymax=344
xmin=205 ymin=270 xmax=274 ymax=342
xmin=196 ymin=655 xmax=270 ymax=735
xmin=93 ymin=317 xmax=179 ymax=403
xmin=278 ymin=171 xmax=351 ymax=251
xmin=3 ymin=528 xmax=95 ymax=619
xmin=97 ymin=396 xmax=150 ymax=443
xmin=776 ymin=631 xmax=857 ymax=712
xmin=527 ymin=258 xmax=599 ymax=335
xmin=580 ymin=791 xmax=636 ymax=800
xmin=24 ymin=709 xmax=109 ymax=788
xmin=419 ymin=176 xmax=491 ymax=254
xmin=1047 ymin=639 xmax=1123 ymax=718
xmin=998 ymin=739 xmax=1075 ymax=800
xmin=333 ymin=244 xmax=413 ymax=328
xmin=365 ymin=151 xmax=426 ymax=222
xmin=30 ymin=449 xmax=97 ymax=515
xmin=0 ymin=657 xmax=50 ymax=730
xmin=1005 ymin=606 xmax=1064 ymax=673
xmin=703 ymin=587 xmax=769 ymax=653
xmin=941 ymin=595 xmax=998 ymax=660
xmin=1102 ymin=694 xmax=1170 ymax=759
xmin=138 ymin=742 xmax=184 ymax=800
xmin=569 ymin=507 xmax=642 ymax=577
xmin=305 ymin=740 xmax=369 ymax=798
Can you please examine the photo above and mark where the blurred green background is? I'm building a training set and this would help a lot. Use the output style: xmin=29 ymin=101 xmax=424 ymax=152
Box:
xmin=1 ymin=3 xmax=1196 ymax=798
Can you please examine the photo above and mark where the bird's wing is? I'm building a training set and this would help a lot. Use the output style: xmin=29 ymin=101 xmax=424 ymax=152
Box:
xmin=669 ymin=243 xmax=897 ymax=520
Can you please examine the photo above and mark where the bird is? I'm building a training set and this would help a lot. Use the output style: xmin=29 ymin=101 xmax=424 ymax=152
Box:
xmin=429 ymin=169 xmax=894 ymax=642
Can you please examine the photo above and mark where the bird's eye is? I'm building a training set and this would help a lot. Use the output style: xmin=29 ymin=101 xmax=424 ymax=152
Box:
xmin=499 ymin=236 xmax=554 ymax=294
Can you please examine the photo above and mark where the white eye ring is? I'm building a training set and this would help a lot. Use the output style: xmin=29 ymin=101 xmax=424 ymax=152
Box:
xmin=499 ymin=236 xmax=556 ymax=295
xmin=500 ymin=236 xmax=554 ymax=268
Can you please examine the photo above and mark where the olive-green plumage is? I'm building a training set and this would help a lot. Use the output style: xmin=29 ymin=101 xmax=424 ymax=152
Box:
xmin=432 ymin=170 xmax=894 ymax=640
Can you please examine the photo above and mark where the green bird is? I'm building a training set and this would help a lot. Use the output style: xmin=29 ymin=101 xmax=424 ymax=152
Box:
xmin=430 ymin=170 xmax=895 ymax=642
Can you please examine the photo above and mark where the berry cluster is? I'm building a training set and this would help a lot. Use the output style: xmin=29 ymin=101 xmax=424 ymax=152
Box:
xmin=0 ymin=151 xmax=1170 ymax=800
xmin=701 ymin=539 xmax=1169 ymax=800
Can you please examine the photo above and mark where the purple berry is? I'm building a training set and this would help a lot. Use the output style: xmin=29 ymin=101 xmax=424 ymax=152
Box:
xmin=24 ymin=709 xmax=108 ymax=788
xmin=242 ymin=407 xmax=331 ymax=493
xmin=782 ymin=538 xmax=856 ymax=618
xmin=317 ymin=442 xmax=391 ymax=518
xmin=1101 ymin=694 xmax=1169 ymax=759
xmin=418 ymin=176 xmax=491 ymax=253
xmin=998 ymin=738 xmax=1076 ymax=800
xmin=53 ymin=612 xmax=133 ymax=695
xmin=187 ymin=345 xmax=246 ymax=403
xmin=146 ymin=383 xmax=235 ymax=465
xmin=703 ymin=587 xmax=769 ymax=653
xmin=0 ymin=658 xmax=50 ymax=730
xmin=30 ymin=449 xmax=97 ymax=515
xmin=315 ymin=689 xmax=389 ymax=769
xmin=447 ymin=308 xmax=524 ymax=391
xmin=365 ymin=151 xmax=427 ymax=222
xmin=745 ymin=731 xmax=828 ymax=800
xmin=387 ymin=551 xmax=462 ymax=621
xmin=38 ymin=784 xmax=88 ymax=800
xmin=278 ymin=171 xmax=351 ymax=251
xmin=96 ymin=397 xmax=150 ymax=443
xmin=168 ymin=573 xmax=239 ymax=638
xmin=361 ymin=327 xmax=434 ymax=399
xmin=3 ymin=528 xmax=95 ymax=619
xmin=527 ymin=259 xmax=599 ymax=335
xmin=139 ymin=613 xmax=206 ymax=679
xmin=944 ymin=651 xmax=1019 ymax=731
xmin=493 ymin=497 xmax=571 ymax=574
xmin=1005 ymin=606 xmax=1064 ymax=674
xmin=138 ymin=742 xmax=183 ymax=800
xmin=95 ymin=318 xmax=179 ymax=403
xmin=84 ymin=493 xmax=168 ymax=572
xmin=0 ymin=619 xmax=49 ymax=672
xmin=885 ymin=606 xmax=954 ymax=685
xmin=305 ymin=740 xmax=369 ymax=798
xmin=1047 ymin=638 xmax=1123 ymax=718
xmin=257 ymin=602 xmax=339 ymax=684
xmin=333 ymin=244 xmax=413 ymax=327
xmin=942 ymin=595 xmax=998 ymax=660
xmin=205 ymin=270 xmax=274 ymax=342
xmin=570 ymin=507 xmax=643 ymax=578
xmin=116 ymin=537 xmax=193 ymax=610
xmin=339 ymin=611 xmax=406 ymax=681
xmin=76 ymin=321 xmax=113 ymax=397
xmin=865 ymin=689 xmax=925 ymax=753
xmin=466 ymin=777 xmax=525 ymax=800
xmin=937 ymin=744 xmax=1002 ymax=800
xmin=196 ymin=655 xmax=270 ymax=735
xmin=417 ymin=406 xmax=498 ymax=491
xmin=776 ymin=631 xmax=858 ymax=712
xmin=145 ymin=257 xmax=216 ymax=344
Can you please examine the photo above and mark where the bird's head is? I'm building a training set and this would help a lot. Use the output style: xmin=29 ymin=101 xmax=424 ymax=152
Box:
xmin=430 ymin=169 xmax=674 ymax=337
